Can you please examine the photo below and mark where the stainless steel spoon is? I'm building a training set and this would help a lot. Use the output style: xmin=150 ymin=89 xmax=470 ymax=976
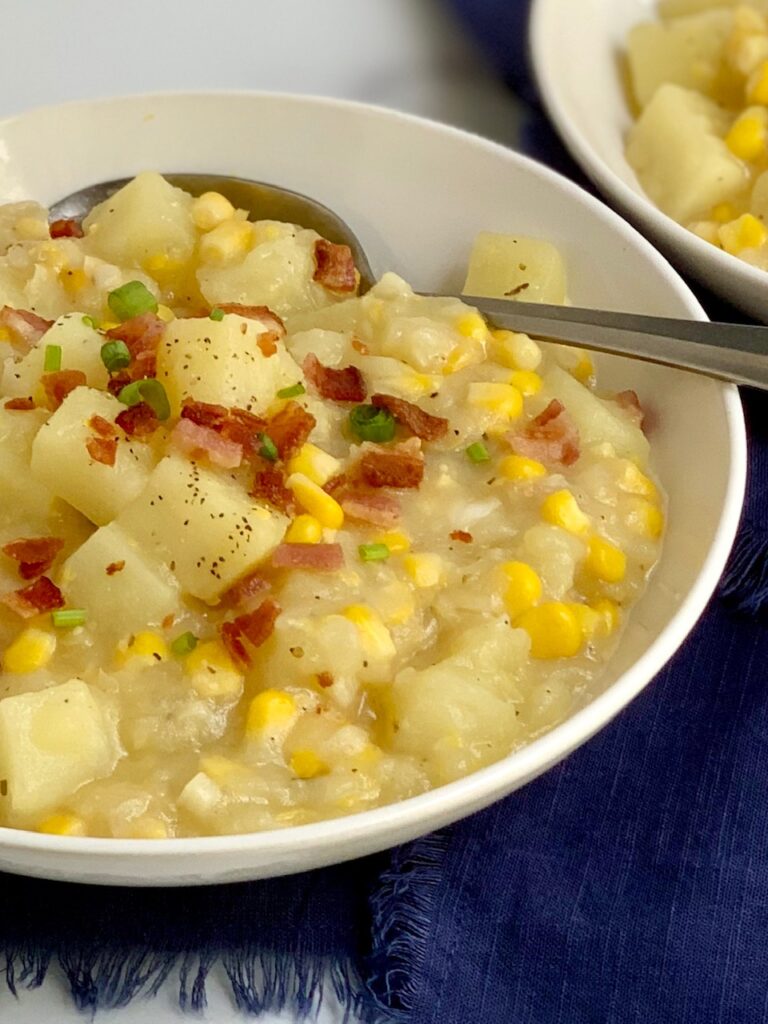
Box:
xmin=50 ymin=173 xmax=768 ymax=391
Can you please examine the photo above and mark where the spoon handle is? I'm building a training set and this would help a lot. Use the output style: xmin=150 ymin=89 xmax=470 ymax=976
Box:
xmin=456 ymin=295 xmax=768 ymax=391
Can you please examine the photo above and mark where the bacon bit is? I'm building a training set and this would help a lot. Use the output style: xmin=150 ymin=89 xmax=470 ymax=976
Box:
xmin=161 ymin=613 xmax=175 ymax=630
xmin=341 ymin=491 xmax=401 ymax=527
xmin=317 ymin=671 xmax=334 ymax=689
xmin=351 ymin=337 xmax=369 ymax=355
xmin=271 ymin=542 xmax=345 ymax=572
xmin=214 ymin=303 xmax=286 ymax=336
xmin=107 ymin=371 xmax=131 ymax=397
xmin=359 ymin=441 xmax=424 ymax=489
xmin=371 ymin=393 xmax=448 ymax=442
xmin=181 ymin=398 xmax=229 ymax=430
xmin=614 ymin=389 xmax=645 ymax=430
xmin=49 ymin=218 xmax=83 ymax=239
xmin=106 ymin=312 xmax=164 ymax=380
xmin=313 ymin=239 xmax=357 ymax=293
xmin=0 ymin=307 xmax=53 ymax=353
xmin=511 ymin=399 xmax=580 ymax=467
xmin=3 ymin=397 xmax=35 ymax=411
xmin=171 ymin=418 xmax=243 ymax=469
xmin=267 ymin=400 xmax=317 ymax=459
xmin=303 ymin=353 xmax=365 ymax=403
xmin=223 ymin=571 xmax=271 ymax=609
xmin=1 ymin=576 xmax=64 ymax=618
xmin=2 ymin=537 xmax=64 ymax=580
xmin=256 ymin=331 xmax=279 ymax=357
xmin=224 ymin=407 xmax=268 ymax=450
xmin=115 ymin=402 xmax=160 ymax=438
xmin=251 ymin=463 xmax=297 ymax=515
xmin=42 ymin=369 xmax=87 ymax=410
xmin=219 ymin=598 xmax=281 ymax=667
xmin=86 ymin=436 xmax=118 ymax=467
xmin=89 ymin=414 xmax=115 ymax=438
xmin=450 ymin=530 xmax=473 ymax=544
xmin=106 ymin=560 xmax=125 ymax=576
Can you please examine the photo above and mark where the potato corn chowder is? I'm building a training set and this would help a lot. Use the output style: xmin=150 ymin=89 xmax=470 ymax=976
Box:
xmin=0 ymin=173 xmax=663 ymax=839
xmin=626 ymin=0 xmax=768 ymax=267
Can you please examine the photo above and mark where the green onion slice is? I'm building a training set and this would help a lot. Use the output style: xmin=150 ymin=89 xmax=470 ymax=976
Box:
xmin=43 ymin=344 xmax=62 ymax=372
xmin=171 ymin=631 xmax=198 ymax=656
xmin=277 ymin=382 xmax=306 ymax=399
xmin=258 ymin=433 xmax=279 ymax=462
xmin=349 ymin=404 xmax=396 ymax=443
xmin=209 ymin=307 xmax=225 ymax=322
xmin=465 ymin=441 xmax=490 ymax=463
xmin=117 ymin=378 xmax=171 ymax=420
xmin=359 ymin=543 xmax=390 ymax=562
xmin=100 ymin=339 xmax=131 ymax=372
xmin=107 ymin=280 xmax=158 ymax=321
xmin=52 ymin=608 xmax=86 ymax=629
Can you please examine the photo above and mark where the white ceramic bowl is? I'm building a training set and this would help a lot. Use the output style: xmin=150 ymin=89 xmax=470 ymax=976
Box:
xmin=0 ymin=92 xmax=746 ymax=885
xmin=531 ymin=0 xmax=768 ymax=321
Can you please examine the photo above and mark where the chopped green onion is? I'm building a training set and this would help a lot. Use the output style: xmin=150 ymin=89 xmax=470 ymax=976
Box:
xmin=349 ymin=404 xmax=396 ymax=443
xmin=209 ymin=307 xmax=225 ymax=322
xmin=359 ymin=543 xmax=390 ymax=562
xmin=100 ymin=339 xmax=131 ymax=372
xmin=52 ymin=608 xmax=86 ymax=629
xmin=107 ymin=280 xmax=158 ymax=321
xmin=82 ymin=315 xmax=97 ymax=329
xmin=43 ymin=344 xmax=62 ymax=372
xmin=117 ymin=378 xmax=171 ymax=420
xmin=258 ymin=433 xmax=279 ymax=462
xmin=466 ymin=441 xmax=490 ymax=463
xmin=171 ymin=631 xmax=198 ymax=656
xmin=277 ymin=382 xmax=306 ymax=399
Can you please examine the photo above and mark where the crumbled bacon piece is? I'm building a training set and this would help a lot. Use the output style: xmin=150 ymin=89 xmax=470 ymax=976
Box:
xmin=614 ymin=389 xmax=645 ymax=430
xmin=2 ymin=537 xmax=64 ymax=580
xmin=303 ymin=353 xmax=365 ymax=403
xmin=266 ymin=400 xmax=316 ymax=459
xmin=42 ymin=369 xmax=87 ymax=410
xmin=223 ymin=407 xmax=268 ymax=451
xmin=271 ymin=543 xmax=345 ymax=572
xmin=450 ymin=530 xmax=473 ymax=544
xmin=181 ymin=398 xmax=229 ymax=430
xmin=312 ymin=240 xmax=357 ymax=293
xmin=511 ymin=399 xmax=580 ymax=467
xmin=371 ymin=393 xmax=448 ymax=442
xmin=341 ymin=491 xmax=401 ymax=527
xmin=0 ymin=307 xmax=53 ymax=352
xmin=1 ymin=576 xmax=64 ymax=618
xmin=86 ymin=436 xmax=118 ymax=467
xmin=257 ymin=331 xmax=279 ymax=357
xmin=106 ymin=312 xmax=164 ymax=380
xmin=49 ymin=218 xmax=84 ymax=239
xmin=251 ymin=463 xmax=296 ymax=514
xmin=89 ymin=415 xmax=115 ymax=438
xmin=106 ymin=561 xmax=125 ymax=576
xmin=317 ymin=671 xmax=334 ymax=689
xmin=214 ymin=304 xmax=286 ymax=336
xmin=358 ymin=440 xmax=424 ymax=489
xmin=3 ymin=397 xmax=35 ymax=411
xmin=223 ymin=571 xmax=271 ymax=609
xmin=219 ymin=598 xmax=281 ymax=667
xmin=171 ymin=418 xmax=243 ymax=469
xmin=115 ymin=402 xmax=160 ymax=438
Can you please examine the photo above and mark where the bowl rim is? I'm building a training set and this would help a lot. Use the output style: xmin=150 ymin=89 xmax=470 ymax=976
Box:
xmin=0 ymin=88 xmax=748 ymax=860
xmin=528 ymin=0 xmax=768 ymax=304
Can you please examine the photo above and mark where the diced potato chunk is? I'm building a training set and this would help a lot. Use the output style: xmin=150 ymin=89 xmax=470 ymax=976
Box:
xmin=116 ymin=454 xmax=288 ymax=602
xmin=156 ymin=313 xmax=302 ymax=416
xmin=626 ymin=84 xmax=746 ymax=223
xmin=0 ymin=679 xmax=121 ymax=817
xmin=61 ymin=522 xmax=180 ymax=637
xmin=30 ymin=387 xmax=156 ymax=525
xmin=0 ymin=407 xmax=54 ymax=522
xmin=1 ymin=313 xmax=108 ymax=398
xmin=82 ymin=171 xmax=196 ymax=270
xmin=463 ymin=232 xmax=566 ymax=304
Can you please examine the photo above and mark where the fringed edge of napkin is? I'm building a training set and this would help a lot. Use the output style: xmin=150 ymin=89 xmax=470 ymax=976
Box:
xmin=364 ymin=831 xmax=450 ymax=1021
xmin=719 ymin=519 xmax=768 ymax=616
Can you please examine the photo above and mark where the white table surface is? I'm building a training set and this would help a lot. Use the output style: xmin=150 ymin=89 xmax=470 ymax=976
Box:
xmin=0 ymin=1 xmax=525 ymax=1019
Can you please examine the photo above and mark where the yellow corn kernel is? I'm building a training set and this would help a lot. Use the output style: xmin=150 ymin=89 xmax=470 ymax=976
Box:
xmin=143 ymin=252 xmax=184 ymax=276
xmin=501 ymin=561 xmax=543 ymax=620
xmin=184 ymin=639 xmax=243 ymax=698
xmin=567 ymin=602 xmax=603 ymax=640
xmin=287 ymin=443 xmax=342 ymax=487
xmin=712 ymin=202 xmax=736 ymax=224
xmin=118 ymin=631 xmax=168 ymax=664
xmin=725 ymin=114 xmax=767 ymax=161
xmin=499 ymin=454 xmax=547 ymax=482
xmin=285 ymin=514 xmax=323 ymax=544
xmin=625 ymin=498 xmax=665 ymax=540
xmin=60 ymin=267 xmax=88 ymax=296
xmin=2 ymin=629 xmax=56 ymax=674
xmin=467 ymin=382 xmax=524 ymax=420
xmin=156 ymin=303 xmax=176 ymax=323
xmin=192 ymin=191 xmax=236 ymax=231
xmin=718 ymin=213 xmax=768 ymax=255
xmin=541 ymin=489 xmax=590 ymax=536
xmin=515 ymin=602 xmax=584 ymax=659
xmin=36 ymin=812 xmax=85 ymax=837
xmin=443 ymin=341 xmax=481 ymax=375
xmin=287 ymin=472 xmax=344 ymax=529
xmin=456 ymin=312 xmax=488 ymax=341
xmin=290 ymin=749 xmax=330 ymax=779
xmin=374 ymin=531 xmax=411 ymax=553
xmin=617 ymin=461 xmax=658 ymax=501
xmin=343 ymin=604 xmax=396 ymax=658
xmin=198 ymin=218 xmax=253 ymax=263
xmin=245 ymin=689 xmax=297 ymax=736
xmin=591 ymin=598 xmax=621 ymax=636
xmin=508 ymin=370 xmax=542 ymax=396
xmin=99 ymin=321 xmax=119 ymax=332
xmin=585 ymin=535 xmax=627 ymax=583
xmin=402 ymin=552 xmax=444 ymax=587
xmin=748 ymin=59 xmax=768 ymax=104
xmin=351 ymin=742 xmax=383 ymax=768
xmin=492 ymin=329 xmax=542 ymax=371
xmin=571 ymin=355 xmax=595 ymax=384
